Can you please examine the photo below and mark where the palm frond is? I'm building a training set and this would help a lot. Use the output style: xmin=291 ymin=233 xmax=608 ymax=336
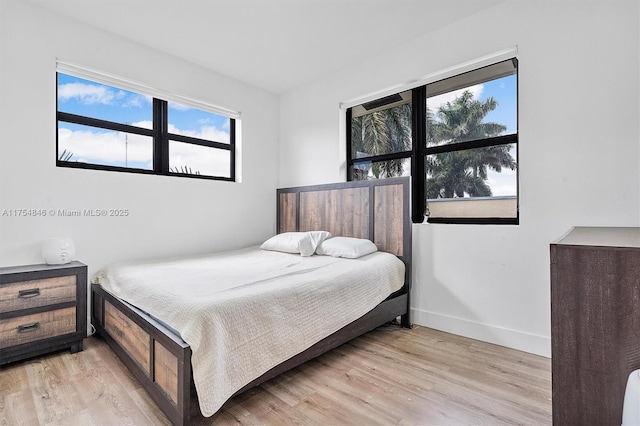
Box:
xmin=58 ymin=149 xmax=74 ymax=161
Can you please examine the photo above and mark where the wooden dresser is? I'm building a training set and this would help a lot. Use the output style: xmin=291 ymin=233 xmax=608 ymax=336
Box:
xmin=551 ymin=227 xmax=640 ymax=425
xmin=0 ymin=261 xmax=87 ymax=365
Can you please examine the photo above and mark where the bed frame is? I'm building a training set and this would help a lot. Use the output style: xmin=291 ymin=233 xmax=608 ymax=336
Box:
xmin=91 ymin=177 xmax=412 ymax=425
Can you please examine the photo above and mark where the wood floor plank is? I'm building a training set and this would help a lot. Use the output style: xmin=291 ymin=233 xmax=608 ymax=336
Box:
xmin=260 ymin=370 xmax=318 ymax=407
xmin=85 ymin=383 xmax=160 ymax=425
xmin=0 ymin=326 xmax=551 ymax=425
xmin=213 ymin=389 xmax=316 ymax=426
xmin=1 ymin=388 xmax=39 ymax=425
xmin=321 ymin=342 xmax=502 ymax=425
xmin=44 ymin=407 xmax=95 ymax=426
xmin=128 ymin=387 xmax=173 ymax=426
xmin=26 ymin=356 xmax=84 ymax=424
xmin=0 ymin=359 xmax=31 ymax=415
xmin=294 ymin=362 xmax=403 ymax=425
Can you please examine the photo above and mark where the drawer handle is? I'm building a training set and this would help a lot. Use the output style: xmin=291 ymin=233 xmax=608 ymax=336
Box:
xmin=18 ymin=288 xmax=40 ymax=298
xmin=17 ymin=322 xmax=40 ymax=333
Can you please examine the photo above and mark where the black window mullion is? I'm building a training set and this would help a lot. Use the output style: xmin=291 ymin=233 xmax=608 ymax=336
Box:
xmin=167 ymin=132 xmax=231 ymax=150
xmin=424 ymin=133 xmax=517 ymax=156
xmin=153 ymin=99 xmax=168 ymax=173
xmin=411 ymin=86 xmax=426 ymax=223
xmin=346 ymin=108 xmax=353 ymax=181
xmin=350 ymin=151 xmax=412 ymax=166
xmin=57 ymin=112 xmax=154 ymax=137
xmin=229 ymin=119 xmax=236 ymax=181
xmin=428 ymin=217 xmax=519 ymax=225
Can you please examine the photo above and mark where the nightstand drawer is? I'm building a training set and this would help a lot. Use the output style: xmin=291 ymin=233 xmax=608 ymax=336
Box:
xmin=0 ymin=276 xmax=76 ymax=313
xmin=0 ymin=307 xmax=76 ymax=349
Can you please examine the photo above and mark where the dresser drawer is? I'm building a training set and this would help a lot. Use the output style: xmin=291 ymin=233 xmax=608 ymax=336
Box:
xmin=0 ymin=307 xmax=76 ymax=349
xmin=0 ymin=275 xmax=76 ymax=313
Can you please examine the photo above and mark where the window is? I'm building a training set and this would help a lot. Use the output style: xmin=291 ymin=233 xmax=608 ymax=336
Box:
xmin=348 ymin=91 xmax=412 ymax=180
xmin=57 ymin=72 xmax=236 ymax=180
xmin=347 ymin=58 xmax=518 ymax=225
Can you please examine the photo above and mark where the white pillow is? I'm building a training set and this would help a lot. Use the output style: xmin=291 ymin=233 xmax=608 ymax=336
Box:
xmin=260 ymin=231 xmax=331 ymax=257
xmin=315 ymin=236 xmax=378 ymax=259
xmin=305 ymin=230 xmax=332 ymax=252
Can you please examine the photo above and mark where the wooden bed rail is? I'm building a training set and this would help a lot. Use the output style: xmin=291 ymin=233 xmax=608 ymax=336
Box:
xmin=92 ymin=284 xmax=192 ymax=425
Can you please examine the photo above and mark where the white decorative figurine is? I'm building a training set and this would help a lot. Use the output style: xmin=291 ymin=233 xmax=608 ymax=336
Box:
xmin=42 ymin=238 xmax=75 ymax=265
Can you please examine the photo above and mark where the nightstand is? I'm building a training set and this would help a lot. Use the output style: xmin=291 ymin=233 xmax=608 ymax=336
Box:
xmin=0 ymin=261 xmax=87 ymax=365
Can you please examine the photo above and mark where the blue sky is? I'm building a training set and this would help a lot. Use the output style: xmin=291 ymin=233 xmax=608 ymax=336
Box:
xmin=57 ymin=73 xmax=230 ymax=132
xmin=425 ymin=73 xmax=518 ymax=197
xmin=481 ymin=74 xmax=517 ymax=196
xmin=57 ymin=73 xmax=152 ymax=126
xmin=427 ymin=73 xmax=517 ymax=136
xmin=481 ymin=74 xmax=517 ymax=135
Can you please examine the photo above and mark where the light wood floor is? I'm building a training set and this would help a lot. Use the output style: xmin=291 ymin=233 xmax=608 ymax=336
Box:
xmin=0 ymin=325 xmax=551 ymax=425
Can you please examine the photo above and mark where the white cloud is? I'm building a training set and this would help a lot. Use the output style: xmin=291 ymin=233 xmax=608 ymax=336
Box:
xmin=132 ymin=120 xmax=153 ymax=130
xmin=168 ymin=123 xmax=231 ymax=174
xmin=168 ymin=102 xmax=192 ymax=111
xmin=168 ymin=124 xmax=230 ymax=143
xmin=486 ymin=168 xmax=517 ymax=196
xmin=58 ymin=127 xmax=153 ymax=168
xmin=427 ymin=84 xmax=484 ymax=118
xmin=123 ymin=94 xmax=151 ymax=108
xmin=169 ymin=142 xmax=230 ymax=176
xmin=58 ymin=83 xmax=150 ymax=110
xmin=58 ymin=82 xmax=120 ymax=105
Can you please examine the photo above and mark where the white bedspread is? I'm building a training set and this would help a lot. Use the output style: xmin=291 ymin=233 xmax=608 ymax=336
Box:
xmin=92 ymin=246 xmax=405 ymax=416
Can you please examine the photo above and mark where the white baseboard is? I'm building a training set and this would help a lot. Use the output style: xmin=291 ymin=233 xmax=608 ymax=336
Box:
xmin=410 ymin=308 xmax=551 ymax=358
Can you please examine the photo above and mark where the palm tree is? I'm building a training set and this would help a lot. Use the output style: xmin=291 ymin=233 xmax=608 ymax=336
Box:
xmin=430 ymin=91 xmax=506 ymax=144
xmin=351 ymin=103 xmax=411 ymax=179
xmin=426 ymin=90 xmax=515 ymax=198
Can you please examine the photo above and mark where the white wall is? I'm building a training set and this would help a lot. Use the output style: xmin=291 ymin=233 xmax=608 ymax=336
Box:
xmin=0 ymin=1 xmax=280 ymax=274
xmin=279 ymin=0 xmax=640 ymax=356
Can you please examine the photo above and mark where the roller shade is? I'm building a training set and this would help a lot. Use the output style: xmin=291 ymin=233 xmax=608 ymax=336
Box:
xmin=56 ymin=60 xmax=241 ymax=120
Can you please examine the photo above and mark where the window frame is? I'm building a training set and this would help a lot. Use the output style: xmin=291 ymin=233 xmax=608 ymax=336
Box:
xmin=346 ymin=93 xmax=413 ymax=181
xmin=347 ymin=58 xmax=518 ymax=225
xmin=56 ymin=72 xmax=236 ymax=181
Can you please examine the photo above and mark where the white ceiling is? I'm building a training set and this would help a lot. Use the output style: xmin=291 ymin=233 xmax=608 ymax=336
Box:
xmin=27 ymin=0 xmax=506 ymax=94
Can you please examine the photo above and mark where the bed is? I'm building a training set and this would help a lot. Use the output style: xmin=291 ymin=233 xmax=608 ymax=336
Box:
xmin=90 ymin=177 xmax=412 ymax=425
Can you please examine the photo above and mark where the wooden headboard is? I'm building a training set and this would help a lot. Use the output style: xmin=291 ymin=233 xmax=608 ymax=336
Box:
xmin=276 ymin=177 xmax=412 ymax=270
